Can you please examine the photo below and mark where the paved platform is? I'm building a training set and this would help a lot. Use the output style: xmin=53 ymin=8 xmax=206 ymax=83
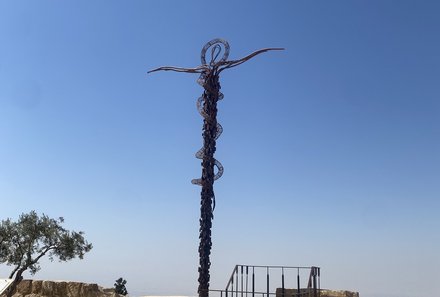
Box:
xmin=0 ymin=279 xmax=13 ymax=295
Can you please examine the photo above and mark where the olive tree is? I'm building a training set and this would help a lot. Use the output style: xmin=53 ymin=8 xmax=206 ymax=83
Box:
xmin=0 ymin=211 xmax=92 ymax=297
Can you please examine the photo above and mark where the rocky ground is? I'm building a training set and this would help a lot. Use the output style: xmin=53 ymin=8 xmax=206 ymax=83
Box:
xmin=1 ymin=279 xmax=124 ymax=297
xmin=2 ymin=280 xmax=359 ymax=297
xmin=276 ymin=288 xmax=360 ymax=297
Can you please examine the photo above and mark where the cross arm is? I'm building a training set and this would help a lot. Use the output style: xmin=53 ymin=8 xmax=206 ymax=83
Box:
xmin=219 ymin=47 xmax=285 ymax=72
xmin=147 ymin=65 xmax=209 ymax=74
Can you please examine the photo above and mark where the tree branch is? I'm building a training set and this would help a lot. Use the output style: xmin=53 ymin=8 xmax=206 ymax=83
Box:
xmin=31 ymin=245 xmax=55 ymax=265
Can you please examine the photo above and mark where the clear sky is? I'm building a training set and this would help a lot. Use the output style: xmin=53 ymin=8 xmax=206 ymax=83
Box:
xmin=0 ymin=1 xmax=439 ymax=297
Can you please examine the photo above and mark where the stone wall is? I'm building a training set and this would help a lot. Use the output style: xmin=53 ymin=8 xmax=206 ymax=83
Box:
xmin=1 ymin=279 xmax=123 ymax=297
xmin=276 ymin=288 xmax=359 ymax=297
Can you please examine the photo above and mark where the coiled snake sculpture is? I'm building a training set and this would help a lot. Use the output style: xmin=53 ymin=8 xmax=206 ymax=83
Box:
xmin=149 ymin=39 xmax=283 ymax=297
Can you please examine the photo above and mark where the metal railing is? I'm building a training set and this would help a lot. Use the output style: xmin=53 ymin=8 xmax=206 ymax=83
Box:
xmin=208 ymin=265 xmax=320 ymax=297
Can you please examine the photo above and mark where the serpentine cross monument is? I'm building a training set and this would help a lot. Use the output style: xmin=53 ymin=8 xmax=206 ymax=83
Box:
xmin=148 ymin=38 xmax=284 ymax=297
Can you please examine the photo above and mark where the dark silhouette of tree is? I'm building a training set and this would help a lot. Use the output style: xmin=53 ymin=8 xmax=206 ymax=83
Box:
xmin=114 ymin=277 xmax=128 ymax=296
xmin=0 ymin=211 xmax=93 ymax=297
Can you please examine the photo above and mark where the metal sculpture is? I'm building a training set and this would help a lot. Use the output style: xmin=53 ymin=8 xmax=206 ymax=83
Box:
xmin=148 ymin=39 xmax=283 ymax=297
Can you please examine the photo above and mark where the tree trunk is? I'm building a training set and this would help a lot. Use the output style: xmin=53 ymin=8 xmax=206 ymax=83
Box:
xmin=6 ymin=268 xmax=24 ymax=297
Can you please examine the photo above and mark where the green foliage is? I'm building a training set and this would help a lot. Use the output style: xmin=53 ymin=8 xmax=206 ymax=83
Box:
xmin=114 ymin=277 xmax=128 ymax=296
xmin=0 ymin=211 xmax=93 ymax=280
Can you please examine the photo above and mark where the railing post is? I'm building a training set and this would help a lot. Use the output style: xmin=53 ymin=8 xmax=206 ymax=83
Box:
xmin=317 ymin=268 xmax=321 ymax=297
xmin=241 ymin=265 xmax=244 ymax=297
xmin=252 ymin=267 xmax=255 ymax=297
xmin=231 ymin=271 xmax=234 ymax=297
xmin=236 ymin=266 xmax=239 ymax=297
xmin=282 ymin=268 xmax=285 ymax=297
xmin=246 ymin=266 xmax=249 ymax=297
xmin=266 ymin=267 xmax=269 ymax=297
xmin=312 ymin=267 xmax=317 ymax=297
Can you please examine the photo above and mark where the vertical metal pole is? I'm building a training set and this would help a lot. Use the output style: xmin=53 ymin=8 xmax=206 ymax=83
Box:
xmin=236 ymin=267 xmax=239 ymax=297
xmin=246 ymin=266 xmax=249 ymax=297
xmin=231 ymin=272 xmax=234 ymax=297
xmin=312 ymin=268 xmax=317 ymax=297
xmin=297 ymin=269 xmax=300 ymax=297
xmin=318 ymin=268 xmax=321 ymax=297
xmin=282 ymin=268 xmax=285 ymax=297
xmin=241 ymin=266 xmax=244 ymax=297
xmin=266 ymin=267 xmax=270 ymax=297
xmin=252 ymin=267 xmax=255 ymax=297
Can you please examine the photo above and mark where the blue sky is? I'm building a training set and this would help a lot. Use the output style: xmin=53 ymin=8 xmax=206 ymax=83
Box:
xmin=0 ymin=1 xmax=439 ymax=297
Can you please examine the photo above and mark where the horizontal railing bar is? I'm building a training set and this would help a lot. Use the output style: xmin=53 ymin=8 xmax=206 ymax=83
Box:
xmin=210 ymin=290 xmax=319 ymax=296
xmin=235 ymin=265 xmax=316 ymax=269
xmin=210 ymin=289 xmax=277 ymax=295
